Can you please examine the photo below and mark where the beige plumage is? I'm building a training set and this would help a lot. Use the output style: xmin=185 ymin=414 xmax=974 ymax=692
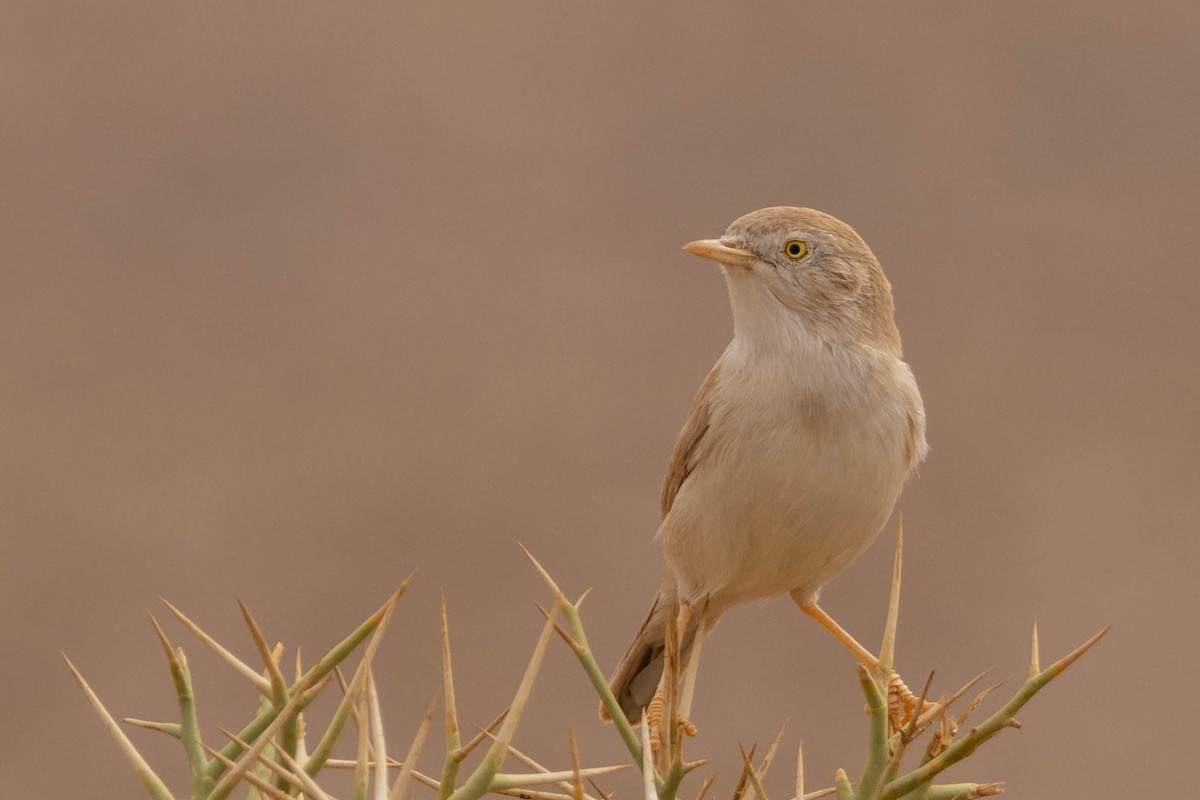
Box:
xmin=607 ymin=207 xmax=927 ymax=723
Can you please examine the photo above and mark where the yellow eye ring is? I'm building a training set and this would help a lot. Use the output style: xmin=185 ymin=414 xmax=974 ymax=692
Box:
xmin=784 ymin=239 xmax=808 ymax=260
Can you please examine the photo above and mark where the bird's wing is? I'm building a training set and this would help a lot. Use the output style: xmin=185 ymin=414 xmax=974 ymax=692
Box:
xmin=660 ymin=352 xmax=724 ymax=518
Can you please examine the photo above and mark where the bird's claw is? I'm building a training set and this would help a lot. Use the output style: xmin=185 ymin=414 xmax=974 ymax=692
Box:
xmin=886 ymin=670 xmax=933 ymax=727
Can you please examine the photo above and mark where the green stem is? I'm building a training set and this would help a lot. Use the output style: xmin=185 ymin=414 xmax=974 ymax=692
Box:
xmin=856 ymin=668 xmax=889 ymax=800
xmin=560 ymin=603 xmax=643 ymax=767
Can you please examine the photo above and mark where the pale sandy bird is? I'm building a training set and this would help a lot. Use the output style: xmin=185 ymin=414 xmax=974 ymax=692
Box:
xmin=607 ymin=206 xmax=928 ymax=723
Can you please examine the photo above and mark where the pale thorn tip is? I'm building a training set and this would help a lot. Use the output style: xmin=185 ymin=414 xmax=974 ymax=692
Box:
xmin=639 ymin=713 xmax=656 ymax=800
xmin=795 ymin=740 xmax=805 ymax=800
xmin=739 ymin=743 xmax=771 ymax=800
xmin=880 ymin=516 xmax=903 ymax=674
xmin=1029 ymin=619 xmax=1040 ymax=679
xmin=146 ymin=611 xmax=178 ymax=668
xmin=1045 ymin=623 xmax=1112 ymax=677
xmin=519 ymin=543 xmax=567 ymax=602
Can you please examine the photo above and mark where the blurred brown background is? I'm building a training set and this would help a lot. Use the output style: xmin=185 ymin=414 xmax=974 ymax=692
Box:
xmin=3 ymin=2 xmax=1198 ymax=797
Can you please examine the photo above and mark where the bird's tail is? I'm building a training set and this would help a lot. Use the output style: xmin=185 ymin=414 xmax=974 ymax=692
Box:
xmin=603 ymin=587 xmax=703 ymax=724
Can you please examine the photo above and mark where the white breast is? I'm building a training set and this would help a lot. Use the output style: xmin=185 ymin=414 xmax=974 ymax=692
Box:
xmin=661 ymin=334 xmax=920 ymax=610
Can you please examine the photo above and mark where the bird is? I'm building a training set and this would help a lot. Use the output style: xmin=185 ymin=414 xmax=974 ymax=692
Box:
xmin=606 ymin=206 xmax=928 ymax=724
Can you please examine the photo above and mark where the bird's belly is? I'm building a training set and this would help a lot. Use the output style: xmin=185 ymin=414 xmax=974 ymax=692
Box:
xmin=661 ymin=410 xmax=907 ymax=608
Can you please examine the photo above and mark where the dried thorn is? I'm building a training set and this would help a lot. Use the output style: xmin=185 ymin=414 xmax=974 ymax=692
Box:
xmin=455 ymin=605 xmax=560 ymax=800
xmin=879 ymin=516 xmax=903 ymax=674
xmin=588 ymin=778 xmax=614 ymax=800
xmin=738 ymin=744 xmax=770 ymax=800
xmin=262 ymin=735 xmax=336 ymax=800
xmin=1029 ymin=620 xmax=1040 ymax=679
xmin=123 ymin=718 xmax=182 ymax=737
xmin=491 ymin=767 xmax=628 ymax=790
xmin=367 ymin=669 xmax=390 ymax=799
xmin=903 ymin=671 xmax=936 ymax=743
xmin=201 ymin=743 xmax=296 ymax=800
xmin=441 ymin=591 xmax=461 ymax=749
xmin=159 ymin=598 xmax=272 ymax=694
xmin=730 ymin=742 xmax=757 ymax=800
xmin=575 ymin=588 xmax=593 ymax=609
xmin=799 ymin=789 xmax=839 ymax=800
xmin=639 ymin=717 xmax=656 ymax=800
xmin=519 ymin=543 xmax=567 ymax=602
xmin=536 ymin=602 xmax=584 ymax=654
xmin=570 ymin=724 xmax=584 ymax=800
xmin=208 ymin=670 xmax=314 ymax=800
xmin=352 ymin=689 xmax=372 ymax=800
xmin=955 ymin=681 xmax=1007 ymax=729
xmin=455 ymin=709 xmax=509 ymax=761
xmin=758 ymin=721 xmax=788 ymax=780
xmin=912 ymin=669 xmax=993 ymax=733
xmin=795 ymin=740 xmax=804 ymax=800
xmin=1040 ymin=624 xmax=1112 ymax=678
xmin=62 ymin=654 xmax=174 ymax=800
xmin=694 ymin=774 xmax=716 ymax=800
xmin=388 ymin=693 xmax=437 ymax=800
xmin=238 ymin=599 xmax=288 ymax=702
xmin=298 ymin=672 xmax=335 ymax=706
xmin=146 ymin=612 xmax=179 ymax=669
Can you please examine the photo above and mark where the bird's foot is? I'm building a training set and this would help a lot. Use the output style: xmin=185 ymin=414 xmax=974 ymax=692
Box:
xmin=886 ymin=670 xmax=933 ymax=727
xmin=646 ymin=686 xmax=698 ymax=760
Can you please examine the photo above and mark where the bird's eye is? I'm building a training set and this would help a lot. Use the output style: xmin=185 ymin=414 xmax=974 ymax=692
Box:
xmin=784 ymin=239 xmax=809 ymax=260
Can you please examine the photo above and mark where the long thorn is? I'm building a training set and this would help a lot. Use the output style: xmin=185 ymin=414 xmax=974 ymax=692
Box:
xmin=160 ymin=598 xmax=272 ymax=695
xmin=1029 ymin=620 xmax=1040 ymax=679
xmin=489 ymin=767 xmax=628 ymax=791
xmin=124 ymin=718 xmax=182 ymax=738
xmin=570 ymin=725 xmax=584 ymax=800
xmin=201 ymin=744 xmax=295 ymax=800
xmin=446 ymin=607 xmax=560 ymax=800
xmin=731 ymin=743 xmax=758 ymax=800
xmin=476 ymin=728 xmax=606 ymax=800
xmin=519 ymin=544 xmax=566 ymax=602
xmin=208 ymin=672 xmax=313 ymax=800
xmin=879 ymin=516 xmax=903 ymax=675
xmin=536 ymin=602 xmax=584 ymax=654
xmin=1040 ymin=624 xmax=1111 ymax=678
xmin=368 ymin=670 xmax=390 ymax=800
xmin=441 ymin=592 xmax=461 ymax=748
xmin=390 ymin=693 xmax=438 ymax=800
xmin=640 ymin=714 xmax=656 ymax=800
xmin=63 ymin=654 xmax=175 ymax=800
xmin=795 ymin=741 xmax=804 ymax=800
xmin=912 ymin=669 xmax=992 ymax=733
xmin=238 ymin=600 xmax=289 ymax=704
xmin=455 ymin=710 xmax=509 ymax=762
xmin=739 ymin=744 xmax=770 ymax=800
xmin=147 ymin=612 xmax=179 ymax=669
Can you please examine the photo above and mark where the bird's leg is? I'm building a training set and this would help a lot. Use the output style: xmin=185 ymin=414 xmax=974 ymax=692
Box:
xmin=792 ymin=596 xmax=881 ymax=668
xmin=647 ymin=601 xmax=701 ymax=760
xmin=678 ymin=604 xmax=705 ymax=727
xmin=790 ymin=591 xmax=929 ymax=723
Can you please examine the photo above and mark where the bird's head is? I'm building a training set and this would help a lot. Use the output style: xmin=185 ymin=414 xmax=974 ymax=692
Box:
xmin=684 ymin=207 xmax=901 ymax=355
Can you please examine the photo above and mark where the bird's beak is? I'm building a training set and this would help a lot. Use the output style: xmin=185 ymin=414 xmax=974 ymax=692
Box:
xmin=682 ymin=239 xmax=755 ymax=270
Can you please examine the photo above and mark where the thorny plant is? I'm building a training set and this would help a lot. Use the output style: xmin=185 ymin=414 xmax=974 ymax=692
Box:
xmin=66 ymin=529 xmax=1108 ymax=800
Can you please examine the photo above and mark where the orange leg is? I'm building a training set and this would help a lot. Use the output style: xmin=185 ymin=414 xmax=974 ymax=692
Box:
xmin=791 ymin=592 xmax=927 ymax=723
xmin=791 ymin=593 xmax=881 ymax=670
